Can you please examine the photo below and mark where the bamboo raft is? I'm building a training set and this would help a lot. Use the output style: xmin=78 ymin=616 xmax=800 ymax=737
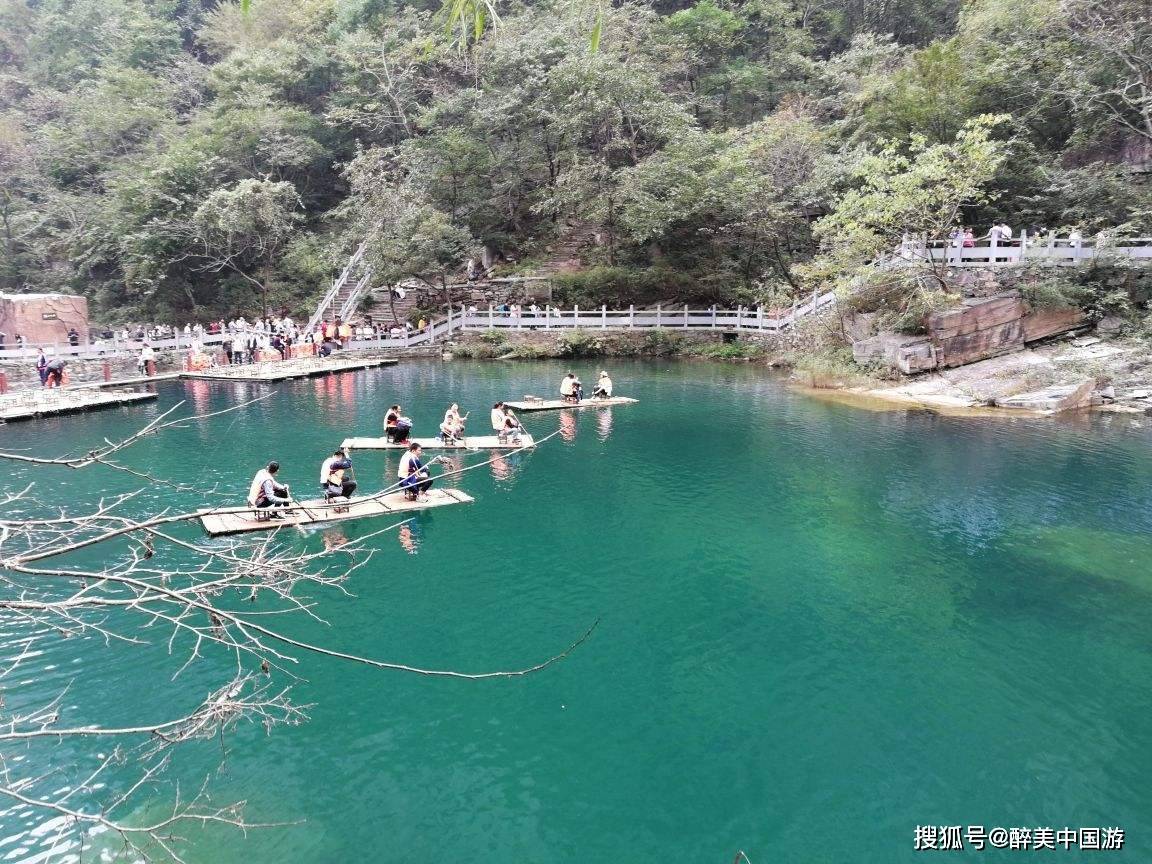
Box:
xmin=342 ymin=434 xmax=536 ymax=451
xmin=504 ymin=396 xmax=638 ymax=412
xmin=0 ymin=389 xmax=158 ymax=423
xmin=198 ymin=488 xmax=474 ymax=536
xmin=180 ymin=357 xmax=397 ymax=383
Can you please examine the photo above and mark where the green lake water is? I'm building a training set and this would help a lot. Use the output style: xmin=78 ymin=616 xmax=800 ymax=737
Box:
xmin=2 ymin=360 xmax=1152 ymax=862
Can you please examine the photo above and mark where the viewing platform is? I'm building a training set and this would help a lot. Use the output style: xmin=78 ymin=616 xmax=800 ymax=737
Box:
xmin=180 ymin=356 xmax=397 ymax=383
xmin=0 ymin=388 xmax=158 ymax=422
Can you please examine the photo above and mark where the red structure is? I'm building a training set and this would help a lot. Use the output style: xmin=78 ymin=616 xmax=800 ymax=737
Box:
xmin=0 ymin=292 xmax=89 ymax=346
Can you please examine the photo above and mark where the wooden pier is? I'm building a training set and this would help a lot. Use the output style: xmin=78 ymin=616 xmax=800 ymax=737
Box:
xmin=180 ymin=356 xmax=397 ymax=383
xmin=198 ymin=488 xmax=474 ymax=536
xmin=0 ymin=388 xmax=158 ymax=423
xmin=504 ymin=397 xmax=638 ymax=412
xmin=342 ymin=434 xmax=536 ymax=451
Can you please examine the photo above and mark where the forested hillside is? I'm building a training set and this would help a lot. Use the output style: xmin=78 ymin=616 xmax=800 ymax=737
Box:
xmin=0 ymin=0 xmax=1149 ymax=320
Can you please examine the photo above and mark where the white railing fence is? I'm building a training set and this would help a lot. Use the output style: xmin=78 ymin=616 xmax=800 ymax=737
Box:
xmin=0 ymin=293 xmax=837 ymax=363
xmin=904 ymin=233 xmax=1152 ymax=267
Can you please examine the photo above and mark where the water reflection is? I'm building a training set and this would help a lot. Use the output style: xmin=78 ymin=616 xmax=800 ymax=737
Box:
xmin=490 ymin=453 xmax=511 ymax=481
xmin=323 ymin=526 xmax=349 ymax=551
xmin=558 ymin=412 xmax=577 ymax=442
xmin=398 ymin=521 xmax=421 ymax=554
xmin=596 ymin=408 xmax=613 ymax=441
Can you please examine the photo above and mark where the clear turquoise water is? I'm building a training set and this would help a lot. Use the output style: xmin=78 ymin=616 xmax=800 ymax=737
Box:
xmin=2 ymin=360 xmax=1152 ymax=862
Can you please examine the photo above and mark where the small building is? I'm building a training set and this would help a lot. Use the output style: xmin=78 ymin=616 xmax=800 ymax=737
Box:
xmin=0 ymin=292 xmax=89 ymax=346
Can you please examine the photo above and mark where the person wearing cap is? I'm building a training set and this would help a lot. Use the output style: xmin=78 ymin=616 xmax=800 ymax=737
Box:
xmin=592 ymin=371 xmax=613 ymax=399
xmin=248 ymin=461 xmax=291 ymax=516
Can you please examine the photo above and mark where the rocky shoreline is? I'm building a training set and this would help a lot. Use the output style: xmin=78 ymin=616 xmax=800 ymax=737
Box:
xmin=803 ymin=334 xmax=1152 ymax=417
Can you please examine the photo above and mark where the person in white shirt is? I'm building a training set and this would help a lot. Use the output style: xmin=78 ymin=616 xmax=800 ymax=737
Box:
xmin=247 ymin=461 xmax=290 ymax=515
xmin=397 ymin=443 xmax=433 ymax=501
xmin=138 ymin=342 xmax=155 ymax=374
xmin=319 ymin=448 xmax=356 ymax=500
xmin=560 ymin=372 xmax=577 ymax=402
xmin=491 ymin=402 xmax=507 ymax=439
xmin=592 ymin=371 xmax=613 ymax=399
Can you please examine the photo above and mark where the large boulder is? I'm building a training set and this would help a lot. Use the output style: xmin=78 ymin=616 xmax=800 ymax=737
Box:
xmin=926 ymin=293 xmax=1026 ymax=368
xmin=994 ymin=377 xmax=1097 ymax=413
xmin=853 ymin=331 xmax=937 ymax=373
xmin=1022 ymin=307 xmax=1086 ymax=342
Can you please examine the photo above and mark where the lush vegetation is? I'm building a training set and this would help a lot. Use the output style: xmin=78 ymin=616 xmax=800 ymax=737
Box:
xmin=1 ymin=0 xmax=1150 ymax=321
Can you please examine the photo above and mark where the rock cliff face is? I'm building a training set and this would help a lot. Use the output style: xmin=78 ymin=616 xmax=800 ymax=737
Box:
xmin=927 ymin=293 xmax=1026 ymax=368
xmin=851 ymin=291 xmax=1086 ymax=374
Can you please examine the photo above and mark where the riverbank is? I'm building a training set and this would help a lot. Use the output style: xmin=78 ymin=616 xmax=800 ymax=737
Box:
xmin=795 ymin=335 xmax=1152 ymax=416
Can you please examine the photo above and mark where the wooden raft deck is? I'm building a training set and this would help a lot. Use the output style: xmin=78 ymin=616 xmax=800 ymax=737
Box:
xmin=180 ymin=357 xmax=397 ymax=383
xmin=342 ymin=434 xmax=536 ymax=451
xmin=0 ymin=389 xmax=158 ymax=422
xmin=199 ymin=488 xmax=474 ymax=536
xmin=504 ymin=396 xmax=638 ymax=412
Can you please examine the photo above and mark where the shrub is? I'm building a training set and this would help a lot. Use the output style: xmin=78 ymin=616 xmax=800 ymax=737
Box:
xmin=556 ymin=329 xmax=599 ymax=357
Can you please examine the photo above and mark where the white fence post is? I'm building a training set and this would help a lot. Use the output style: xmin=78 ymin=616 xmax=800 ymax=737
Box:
xmin=545 ymin=305 xmax=552 ymax=330
xmin=574 ymin=304 xmax=579 ymax=326
xmin=683 ymin=304 xmax=689 ymax=327
xmin=656 ymin=304 xmax=661 ymax=326
xmin=757 ymin=305 xmax=764 ymax=330
xmin=711 ymin=305 xmax=717 ymax=328
xmin=629 ymin=304 xmax=635 ymax=328
xmin=488 ymin=304 xmax=494 ymax=328
xmin=601 ymin=304 xmax=607 ymax=329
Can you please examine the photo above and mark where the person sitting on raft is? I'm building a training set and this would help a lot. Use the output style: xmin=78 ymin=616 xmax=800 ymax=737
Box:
xmin=385 ymin=405 xmax=412 ymax=443
xmin=248 ymin=461 xmax=291 ymax=516
xmin=502 ymin=407 xmax=524 ymax=442
xmin=398 ymin=442 xmax=433 ymax=501
xmin=560 ymin=372 xmax=578 ymax=403
xmin=320 ymin=448 xmax=357 ymax=500
xmin=491 ymin=401 xmax=507 ymax=440
xmin=592 ymin=371 xmax=613 ymax=399
xmin=440 ymin=403 xmax=466 ymax=445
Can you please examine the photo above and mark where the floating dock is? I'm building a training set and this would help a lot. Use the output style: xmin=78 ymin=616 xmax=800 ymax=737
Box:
xmin=180 ymin=357 xmax=397 ymax=383
xmin=342 ymin=434 xmax=536 ymax=451
xmin=504 ymin=397 xmax=638 ymax=412
xmin=198 ymin=488 xmax=474 ymax=536
xmin=0 ymin=389 xmax=158 ymax=423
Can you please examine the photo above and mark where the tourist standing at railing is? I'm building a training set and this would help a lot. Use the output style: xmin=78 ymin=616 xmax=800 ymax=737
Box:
xmin=1068 ymin=229 xmax=1083 ymax=250
xmin=963 ymin=228 xmax=975 ymax=247
xmin=36 ymin=348 xmax=47 ymax=386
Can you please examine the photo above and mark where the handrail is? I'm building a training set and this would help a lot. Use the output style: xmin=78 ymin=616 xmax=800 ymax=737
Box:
xmin=304 ymin=242 xmax=365 ymax=335
xmin=0 ymin=294 xmax=837 ymax=362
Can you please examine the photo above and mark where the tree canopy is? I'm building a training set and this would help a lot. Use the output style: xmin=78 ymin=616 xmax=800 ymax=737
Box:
xmin=0 ymin=0 xmax=1149 ymax=319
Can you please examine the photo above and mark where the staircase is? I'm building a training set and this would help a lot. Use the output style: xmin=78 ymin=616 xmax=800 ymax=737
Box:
xmin=536 ymin=221 xmax=601 ymax=274
xmin=305 ymin=243 xmax=371 ymax=334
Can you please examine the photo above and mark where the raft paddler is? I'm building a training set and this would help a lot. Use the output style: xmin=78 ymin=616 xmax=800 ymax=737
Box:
xmin=440 ymin=403 xmax=467 ymax=444
xmin=502 ymin=406 xmax=524 ymax=441
xmin=398 ymin=442 xmax=433 ymax=501
xmin=592 ymin=371 xmax=613 ymax=399
xmin=248 ymin=461 xmax=291 ymax=516
xmin=384 ymin=404 xmax=411 ymax=443
xmin=320 ymin=448 xmax=357 ymax=500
